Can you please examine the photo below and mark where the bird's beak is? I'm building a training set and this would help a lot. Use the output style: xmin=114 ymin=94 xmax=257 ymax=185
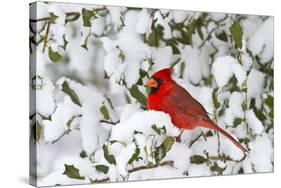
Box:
xmin=146 ymin=78 xmax=158 ymax=88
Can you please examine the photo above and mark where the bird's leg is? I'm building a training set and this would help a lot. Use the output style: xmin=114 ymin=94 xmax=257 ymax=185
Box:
xmin=176 ymin=130 xmax=184 ymax=142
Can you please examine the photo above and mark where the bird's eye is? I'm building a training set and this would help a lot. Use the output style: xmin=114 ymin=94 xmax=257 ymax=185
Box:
xmin=156 ymin=78 xmax=163 ymax=84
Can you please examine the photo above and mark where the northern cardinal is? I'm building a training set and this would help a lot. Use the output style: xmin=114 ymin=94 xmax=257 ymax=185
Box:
xmin=146 ymin=68 xmax=247 ymax=153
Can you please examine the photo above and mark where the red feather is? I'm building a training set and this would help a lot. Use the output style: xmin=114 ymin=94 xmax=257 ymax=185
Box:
xmin=147 ymin=68 xmax=247 ymax=153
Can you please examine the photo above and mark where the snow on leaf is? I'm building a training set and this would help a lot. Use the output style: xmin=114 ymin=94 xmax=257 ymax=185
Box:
xmin=82 ymin=8 xmax=97 ymax=27
xmin=103 ymin=144 xmax=116 ymax=165
xmin=61 ymin=81 xmax=82 ymax=107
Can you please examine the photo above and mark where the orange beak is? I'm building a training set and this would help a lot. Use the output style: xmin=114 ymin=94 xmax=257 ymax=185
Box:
xmin=146 ymin=78 xmax=158 ymax=88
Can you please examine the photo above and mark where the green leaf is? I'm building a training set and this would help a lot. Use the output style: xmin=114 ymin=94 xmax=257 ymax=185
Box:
xmin=230 ymin=21 xmax=243 ymax=49
xmin=217 ymin=30 xmax=228 ymax=42
xmin=233 ymin=117 xmax=243 ymax=127
xmin=100 ymin=105 xmax=110 ymax=120
xmin=154 ymin=136 xmax=174 ymax=164
xmin=61 ymin=81 xmax=82 ymax=107
xmin=63 ymin=164 xmax=85 ymax=180
xmin=205 ymin=130 xmax=213 ymax=137
xmin=66 ymin=13 xmax=80 ymax=24
xmin=210 ymin=162 xmax=226 ymax=174
xmin=265 ymin=95 xmax=273 ymax=108
xmin=162 ymin=136 xmax=174 ymax=152
xmin=102 ymin=144 xmax=116 ymax=165
xmin=146 ymin=25 xmax=164 ymax=47
xmin=151 ymin=124 xmax=166 ymax=135
xmin=48 ymin=47 xmax=62 ymax=62
xmin=79 ymin=150 xmax=87 ymax=158
xmin=82 ymin=8 xmax=97 ymax=27
xmin=129 ymin=84 xmax=147 ymax=107
xmin=35 ymin=121 xmax=42 ymax=142
xmin=190 ymin=155 xmax=207 ymax=164
xmin=128 ymin=146 xmax=140 ymax=164
xmin=118 ymin=51 xmax=125 ymax=62
xmin=212 ymin=88 xmax=220 ymax=109
xmin=95 ymin=165 xmax=109 ymax=174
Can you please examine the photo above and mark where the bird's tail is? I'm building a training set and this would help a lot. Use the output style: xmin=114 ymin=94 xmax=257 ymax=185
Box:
xmin=199 ymin=120 xmax=248 ymax=153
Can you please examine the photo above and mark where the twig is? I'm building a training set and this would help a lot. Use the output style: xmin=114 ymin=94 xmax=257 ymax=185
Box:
xmin=91 ymin=160 xmax=174 ymax=183
xmin=100 ymin=120 xmax=120 ymax=125
xmin=42 ymin=17 xmax=51 ymax=52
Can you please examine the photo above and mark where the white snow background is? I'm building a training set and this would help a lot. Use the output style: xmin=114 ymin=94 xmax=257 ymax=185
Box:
xmin=29 ymin=2 xmax=274 ymax=187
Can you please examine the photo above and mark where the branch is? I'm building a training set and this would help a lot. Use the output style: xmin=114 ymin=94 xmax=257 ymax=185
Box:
xmin=42 ymin=17 xmax=51 ymax=52
xmin=91 ymin=160 xmax=174 ymax=183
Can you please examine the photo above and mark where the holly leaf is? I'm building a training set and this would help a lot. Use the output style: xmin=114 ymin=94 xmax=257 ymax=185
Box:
xmin=61 ymin=81 xmax=82 ymax=107
xmin=82 ymin=8 xmax=97 ymax=27
xmin=102 ymin=144 xmax=116 ymax=165
xmin=154 ymin=136 xmax=174 ymax=164
xmin=190 ymin=155 xmax=207 ymax=164
xmin=217 ymin=30 xmax=228 ymax=42
xmin=233 ymin=117 xmax=243 ymax=127
xmin=230 ymin=21 xmax=243 ymax=49
xmin=128 ymin=146 xmax=140 ymax=164
xmin=212 ymin=88 xmax=220 ymax=109
xmin=129 ymin=84 xmax=146 ymax=107
xmin=100 ymin=105 xmax=110 ymax=120
xmin=63 ymin=164 xmax=85 ymax=180
xmin=95 ymin=165 xmax=109 ymax=174
xmin=66 ymin=13 xmax=80 ymax=24
xmin=48 ymin=47 xmax=62 ymax=62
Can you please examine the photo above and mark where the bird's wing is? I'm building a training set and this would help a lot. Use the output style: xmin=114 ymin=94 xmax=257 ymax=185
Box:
xmin=164 ymin=84 xmax=211 ymax=122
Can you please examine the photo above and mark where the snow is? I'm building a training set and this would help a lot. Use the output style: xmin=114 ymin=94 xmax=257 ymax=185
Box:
xmin=212 ymin=56 xmax=246 ymax=87
xmin=136 ymin=9 xmax=151 ymax=34
xmin=249 ymin=133 xmax=273 ymax=172
xmin=246 ymin=109 xmax=264 ymax=135
xmin=43 ymin=96 xmax=81 ymax=142
xmin=173 ymin=10 xmax=189 ymax=23
xmin=110 ymin=111 xmax=180 ymax=143
xmin=247 ymin=69 xmax=265 ymax=99
xmin=248 ymin=17 xmax=274 ymax=63
xmin=36 ymin=76 xmax=56 ymax=117
xmin=91 ymin=16 xmax=105 ymax=36
xmin=181 ymin=46 xmax=202 ymax=85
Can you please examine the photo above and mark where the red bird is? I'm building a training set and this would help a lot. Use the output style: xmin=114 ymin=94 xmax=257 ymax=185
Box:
xmin=146 ymin=68 xmax=247 ymax=153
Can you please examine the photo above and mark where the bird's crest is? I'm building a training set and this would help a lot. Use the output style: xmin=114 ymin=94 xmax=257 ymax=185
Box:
xmin=152 ymin=68 xmax=172 ymax=80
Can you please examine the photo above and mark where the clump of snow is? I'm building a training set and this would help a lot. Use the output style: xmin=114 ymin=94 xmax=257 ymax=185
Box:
xmin=212 ymin=56 xmax=246 ymax=87
xmin=136 ymin=9 xmax=151 ymax=34
xmin=151 ymin=46 xmax=173 ymax=72
xmin=224 ymin=92 xmax=244 ymax=125
xmin=248 ymin=17 xmax=274 ymax=63
xmin=110 ymin=111 xmax=180 ymax=143
xmin=246 ymin=110 xmax=264 ymax=135
xmin=249 ymin=133 xmax=273 ymax=172
xmin=247 ymin=69 xmax=265 ymax=99
xmin=36 ymin=76 xmax=56 ymax=117
xmin=181 ymin=46 xmax=203 ymax=85
xmin=91 ymin=16 xmax=105 ymax=36
xmin=173 ymin=10 xmax=188 ymax=23
xmin=43 ymin=96 xmax=81 ymax=142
